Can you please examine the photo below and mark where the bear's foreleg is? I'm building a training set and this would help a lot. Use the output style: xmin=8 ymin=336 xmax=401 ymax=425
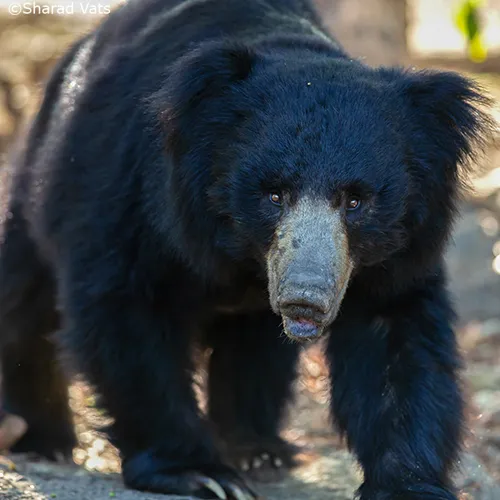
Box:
xmin=327 ymin=279 xmax=462 ymax=500
xmin=58 ymin=262 xmax=257 ymax=499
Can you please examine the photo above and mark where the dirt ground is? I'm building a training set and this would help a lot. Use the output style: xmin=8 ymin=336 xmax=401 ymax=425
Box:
xmin=0 ymin=8 xmax=500 ymax=500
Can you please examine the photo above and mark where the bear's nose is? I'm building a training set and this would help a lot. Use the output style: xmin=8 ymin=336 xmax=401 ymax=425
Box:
xmin=278 ymin=272 xmax=332 ymax=323
xmin=279 ymin=300 xmax=328 ymax=324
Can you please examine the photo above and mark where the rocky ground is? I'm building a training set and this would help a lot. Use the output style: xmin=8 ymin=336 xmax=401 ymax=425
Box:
xmin=0 ymin=8 xmax=500 ymax=500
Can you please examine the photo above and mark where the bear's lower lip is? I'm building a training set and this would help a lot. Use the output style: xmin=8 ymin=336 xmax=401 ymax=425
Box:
xmin=283 ymin=317 xmax=322 ymax=341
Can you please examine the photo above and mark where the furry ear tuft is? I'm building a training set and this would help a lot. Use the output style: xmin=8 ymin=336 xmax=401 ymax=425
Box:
xmin=148 ymin=41 xmax=256 ymax=160
xmin=165 ymin=41 xmax=255 ymax=108
xmin=401 ymin=69 xmax=494 ymax=185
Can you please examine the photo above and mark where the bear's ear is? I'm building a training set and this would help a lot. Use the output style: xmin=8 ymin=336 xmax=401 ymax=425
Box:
xmin=150 ymin=41 xmax=256 ymax=159
xmin=399 ymin=69 xmax=492 ymax=181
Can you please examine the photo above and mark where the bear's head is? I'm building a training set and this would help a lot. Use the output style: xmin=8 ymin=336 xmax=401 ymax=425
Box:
xmin=154 ymin=40 xmax=492 ymax=341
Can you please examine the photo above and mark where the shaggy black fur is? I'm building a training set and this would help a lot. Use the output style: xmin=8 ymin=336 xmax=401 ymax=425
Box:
xmin=0 ymin=0 xmax=491 ymax=498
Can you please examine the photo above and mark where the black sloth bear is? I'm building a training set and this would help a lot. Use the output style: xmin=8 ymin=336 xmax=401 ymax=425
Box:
xmin=0 ymin=0 xmax=492 ymax=498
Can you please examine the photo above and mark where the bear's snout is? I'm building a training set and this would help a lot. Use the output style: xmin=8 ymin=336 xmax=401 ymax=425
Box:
xmin=266 ymin=196 xmax=354 ymax=341
xmin=277 ymin=279 xmax=339 ymax=341
xmin=277 ymin=272 xmax=332 ymax=339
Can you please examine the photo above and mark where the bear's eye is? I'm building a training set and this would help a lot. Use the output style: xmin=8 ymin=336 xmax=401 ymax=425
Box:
xmin=346 ymin=196 xmax=361 ymax=211
xmin=269 ymin=192 xmax=283 ymax=206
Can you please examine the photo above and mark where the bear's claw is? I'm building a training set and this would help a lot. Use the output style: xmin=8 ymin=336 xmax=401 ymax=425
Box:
xmin=193 ymin=473 xmax=260 ymax=500
xmin=194 ymin=475 xmax=228 ymax=499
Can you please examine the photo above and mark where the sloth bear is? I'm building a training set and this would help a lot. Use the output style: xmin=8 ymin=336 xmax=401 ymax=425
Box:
xmin=0 ymin=0 xmax=491 ymax=498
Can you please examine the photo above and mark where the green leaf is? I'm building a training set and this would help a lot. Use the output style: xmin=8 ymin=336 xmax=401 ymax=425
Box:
xmin=453 ymin=0 xmax=487 ymax=62
xmin=469 ymin=34 xmax=488 ymax=62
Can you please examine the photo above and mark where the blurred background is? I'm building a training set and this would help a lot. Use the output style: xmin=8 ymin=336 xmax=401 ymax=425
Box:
xmin=0 ymin=1 xmax=499 ymax=498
